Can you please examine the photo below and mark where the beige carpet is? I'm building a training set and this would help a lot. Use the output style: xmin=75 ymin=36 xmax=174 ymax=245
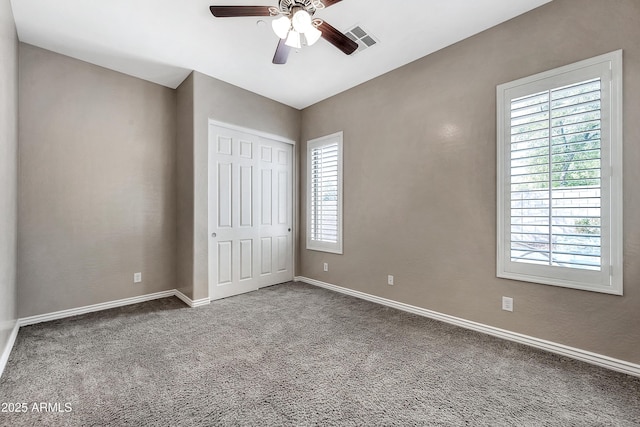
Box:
xmin=1 ymin=282 xmax=639 ymax=426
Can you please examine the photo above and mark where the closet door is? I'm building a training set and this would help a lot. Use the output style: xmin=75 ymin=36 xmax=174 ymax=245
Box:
xmin=208 ymin=124 xmax=293 ymax=300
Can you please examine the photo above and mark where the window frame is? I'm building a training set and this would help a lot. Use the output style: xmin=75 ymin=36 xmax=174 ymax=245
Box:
xmin=496 ymin=50 xmax=623 ymax=295
xmin=306 ymin=131 xmax=344 ymax=254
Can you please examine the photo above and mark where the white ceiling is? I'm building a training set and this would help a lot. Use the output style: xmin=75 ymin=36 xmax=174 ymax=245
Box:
xmin=10 ymin=0 xmax=552 ymax=110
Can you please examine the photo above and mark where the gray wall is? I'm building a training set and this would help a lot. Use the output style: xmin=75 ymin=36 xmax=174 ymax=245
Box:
xmin=176 ymin=73 xmax=195 ymax=298
xmin=0 ymin=1 xmax=18 ymax=355
xmin=300 ymin=0 xmax=640 ymax=364
xmin=18 ymin=44 xmax=177 ymax=317
xmin=176 ymin=72 xmax=301 ymax=300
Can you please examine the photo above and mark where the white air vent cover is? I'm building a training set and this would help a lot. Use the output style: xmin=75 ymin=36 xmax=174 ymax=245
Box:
xmin=344 ymin=25 xmax=379 ymax=53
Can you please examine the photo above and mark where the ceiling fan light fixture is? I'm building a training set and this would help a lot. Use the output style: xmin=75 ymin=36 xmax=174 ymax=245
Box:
xmin=209 ymin=0 xmax=358 ymax=64
xmin=292 ymin=9 xmax=312 ymax=33
xmin=272 ymin=15 xmax=291 ymax=39
xmin=285 ymin=29 xmax=302 ymax=49
xmin=304 ymin=26 xmax=322 ymax=46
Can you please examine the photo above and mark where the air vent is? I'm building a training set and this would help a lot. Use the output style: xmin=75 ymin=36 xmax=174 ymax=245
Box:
xmin=344 ymin=25 xmax=379 ymax=54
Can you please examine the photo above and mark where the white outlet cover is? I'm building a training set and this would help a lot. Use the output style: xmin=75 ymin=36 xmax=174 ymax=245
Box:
xmin=134 ymin=272 xmax=142 ymax=283
xmin=502 ymin=296 xmax=513 ymax=312
xmin=388 ymin=275 xmax=394 ymax=285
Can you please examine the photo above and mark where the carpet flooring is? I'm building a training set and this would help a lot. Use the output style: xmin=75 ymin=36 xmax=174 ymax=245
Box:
xmin=0 ymin=282 xmax=639 ymax=426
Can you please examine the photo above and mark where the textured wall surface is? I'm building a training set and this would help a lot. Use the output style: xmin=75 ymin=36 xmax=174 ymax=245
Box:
xmin=185 ymin=72 xmax=301 ymax=300
xmin=0 ymin=0 xmax=18 ymax=356
xmin=176 ymin=73 xmax=195 ymax=299
xmin=300 ymin=0 xmax=640 ymax=363
xmin=18 ymin=44 xmax=177 ymax=317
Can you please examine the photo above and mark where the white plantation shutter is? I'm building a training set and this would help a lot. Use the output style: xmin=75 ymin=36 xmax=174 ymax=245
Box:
xmin=307 ymin=132 xmax=343 ymax=253
xmin=510 ymin=79 xmax=602 ymax=270
xmin=310 ymin=143 xmax=339 ymax=242
xmin=497 ymin=51 xmax=623 ymax=294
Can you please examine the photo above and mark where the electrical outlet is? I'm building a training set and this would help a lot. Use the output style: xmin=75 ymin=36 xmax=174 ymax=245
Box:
xmin=502 ymin=296 xmax=513 ymax=312
xmin=387 ymin=275 xmax=394 ymax=286
xmin=323 ymin=263 xmax=328 ymax=272
xmin=134 ymin=272 xmax=142 ymax=283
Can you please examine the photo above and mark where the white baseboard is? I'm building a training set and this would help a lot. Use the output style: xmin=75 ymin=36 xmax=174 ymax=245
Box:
xmin=0 ymin=321 xmax=20 ymax=379
xmin=175 ymin=290 xmax=211 ymax=308
xmin=18 ymin=290 xmax=176 ymax=327
xmin=294 ymin=276 xmax=640 ymax=378
xmin=0 ymin=289 xmax=211 ymax=379
xmin=18 ymin=289 xmax=211 ymax=327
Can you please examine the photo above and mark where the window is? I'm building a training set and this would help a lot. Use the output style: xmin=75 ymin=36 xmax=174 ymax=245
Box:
xmin=497 ymin=51 xmax=623 ymax=295
xmin=307 ymin=132 xmax=343 ymax=254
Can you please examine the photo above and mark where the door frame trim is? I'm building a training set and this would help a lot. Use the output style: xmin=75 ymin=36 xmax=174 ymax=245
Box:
xmin=207 ymin=119 xmax=297 ymax=300
xmin=208 ymin=119 xmax=296 ymax=146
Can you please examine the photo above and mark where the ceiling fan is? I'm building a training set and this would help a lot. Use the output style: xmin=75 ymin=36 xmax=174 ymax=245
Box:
xmin=209 ymin=0 xmax=358 ymax=64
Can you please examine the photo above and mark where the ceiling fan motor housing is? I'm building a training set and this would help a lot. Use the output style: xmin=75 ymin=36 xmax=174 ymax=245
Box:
xmin=277 ymin=0 xmax=321 ymax=16
xmin=209 ymin=0 xmax=357 ymax=64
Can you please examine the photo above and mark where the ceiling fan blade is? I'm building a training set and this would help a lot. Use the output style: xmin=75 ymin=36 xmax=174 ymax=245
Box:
xmin=317 ymin=21 xmax=358 ymax=55
xmin=321 ymin=0 xmax=344 ymax=6
xmin=272 ymin=39 xmax=291 ymax=65
xmin=209 ymin=6 xmax=273 ymax=17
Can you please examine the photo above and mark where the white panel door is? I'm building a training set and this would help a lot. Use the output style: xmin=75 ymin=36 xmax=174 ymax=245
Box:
xmin=257 ymin=137 xmax=294 ymax=287
xmin=208 ymin=124 xmax=293 ymax=300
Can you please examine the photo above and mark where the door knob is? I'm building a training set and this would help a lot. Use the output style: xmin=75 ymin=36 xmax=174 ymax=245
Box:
xmin=288 ymin=228 xmax=291 ymax=232
xmin=211 ymin=232 xmax=217 ymax=238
